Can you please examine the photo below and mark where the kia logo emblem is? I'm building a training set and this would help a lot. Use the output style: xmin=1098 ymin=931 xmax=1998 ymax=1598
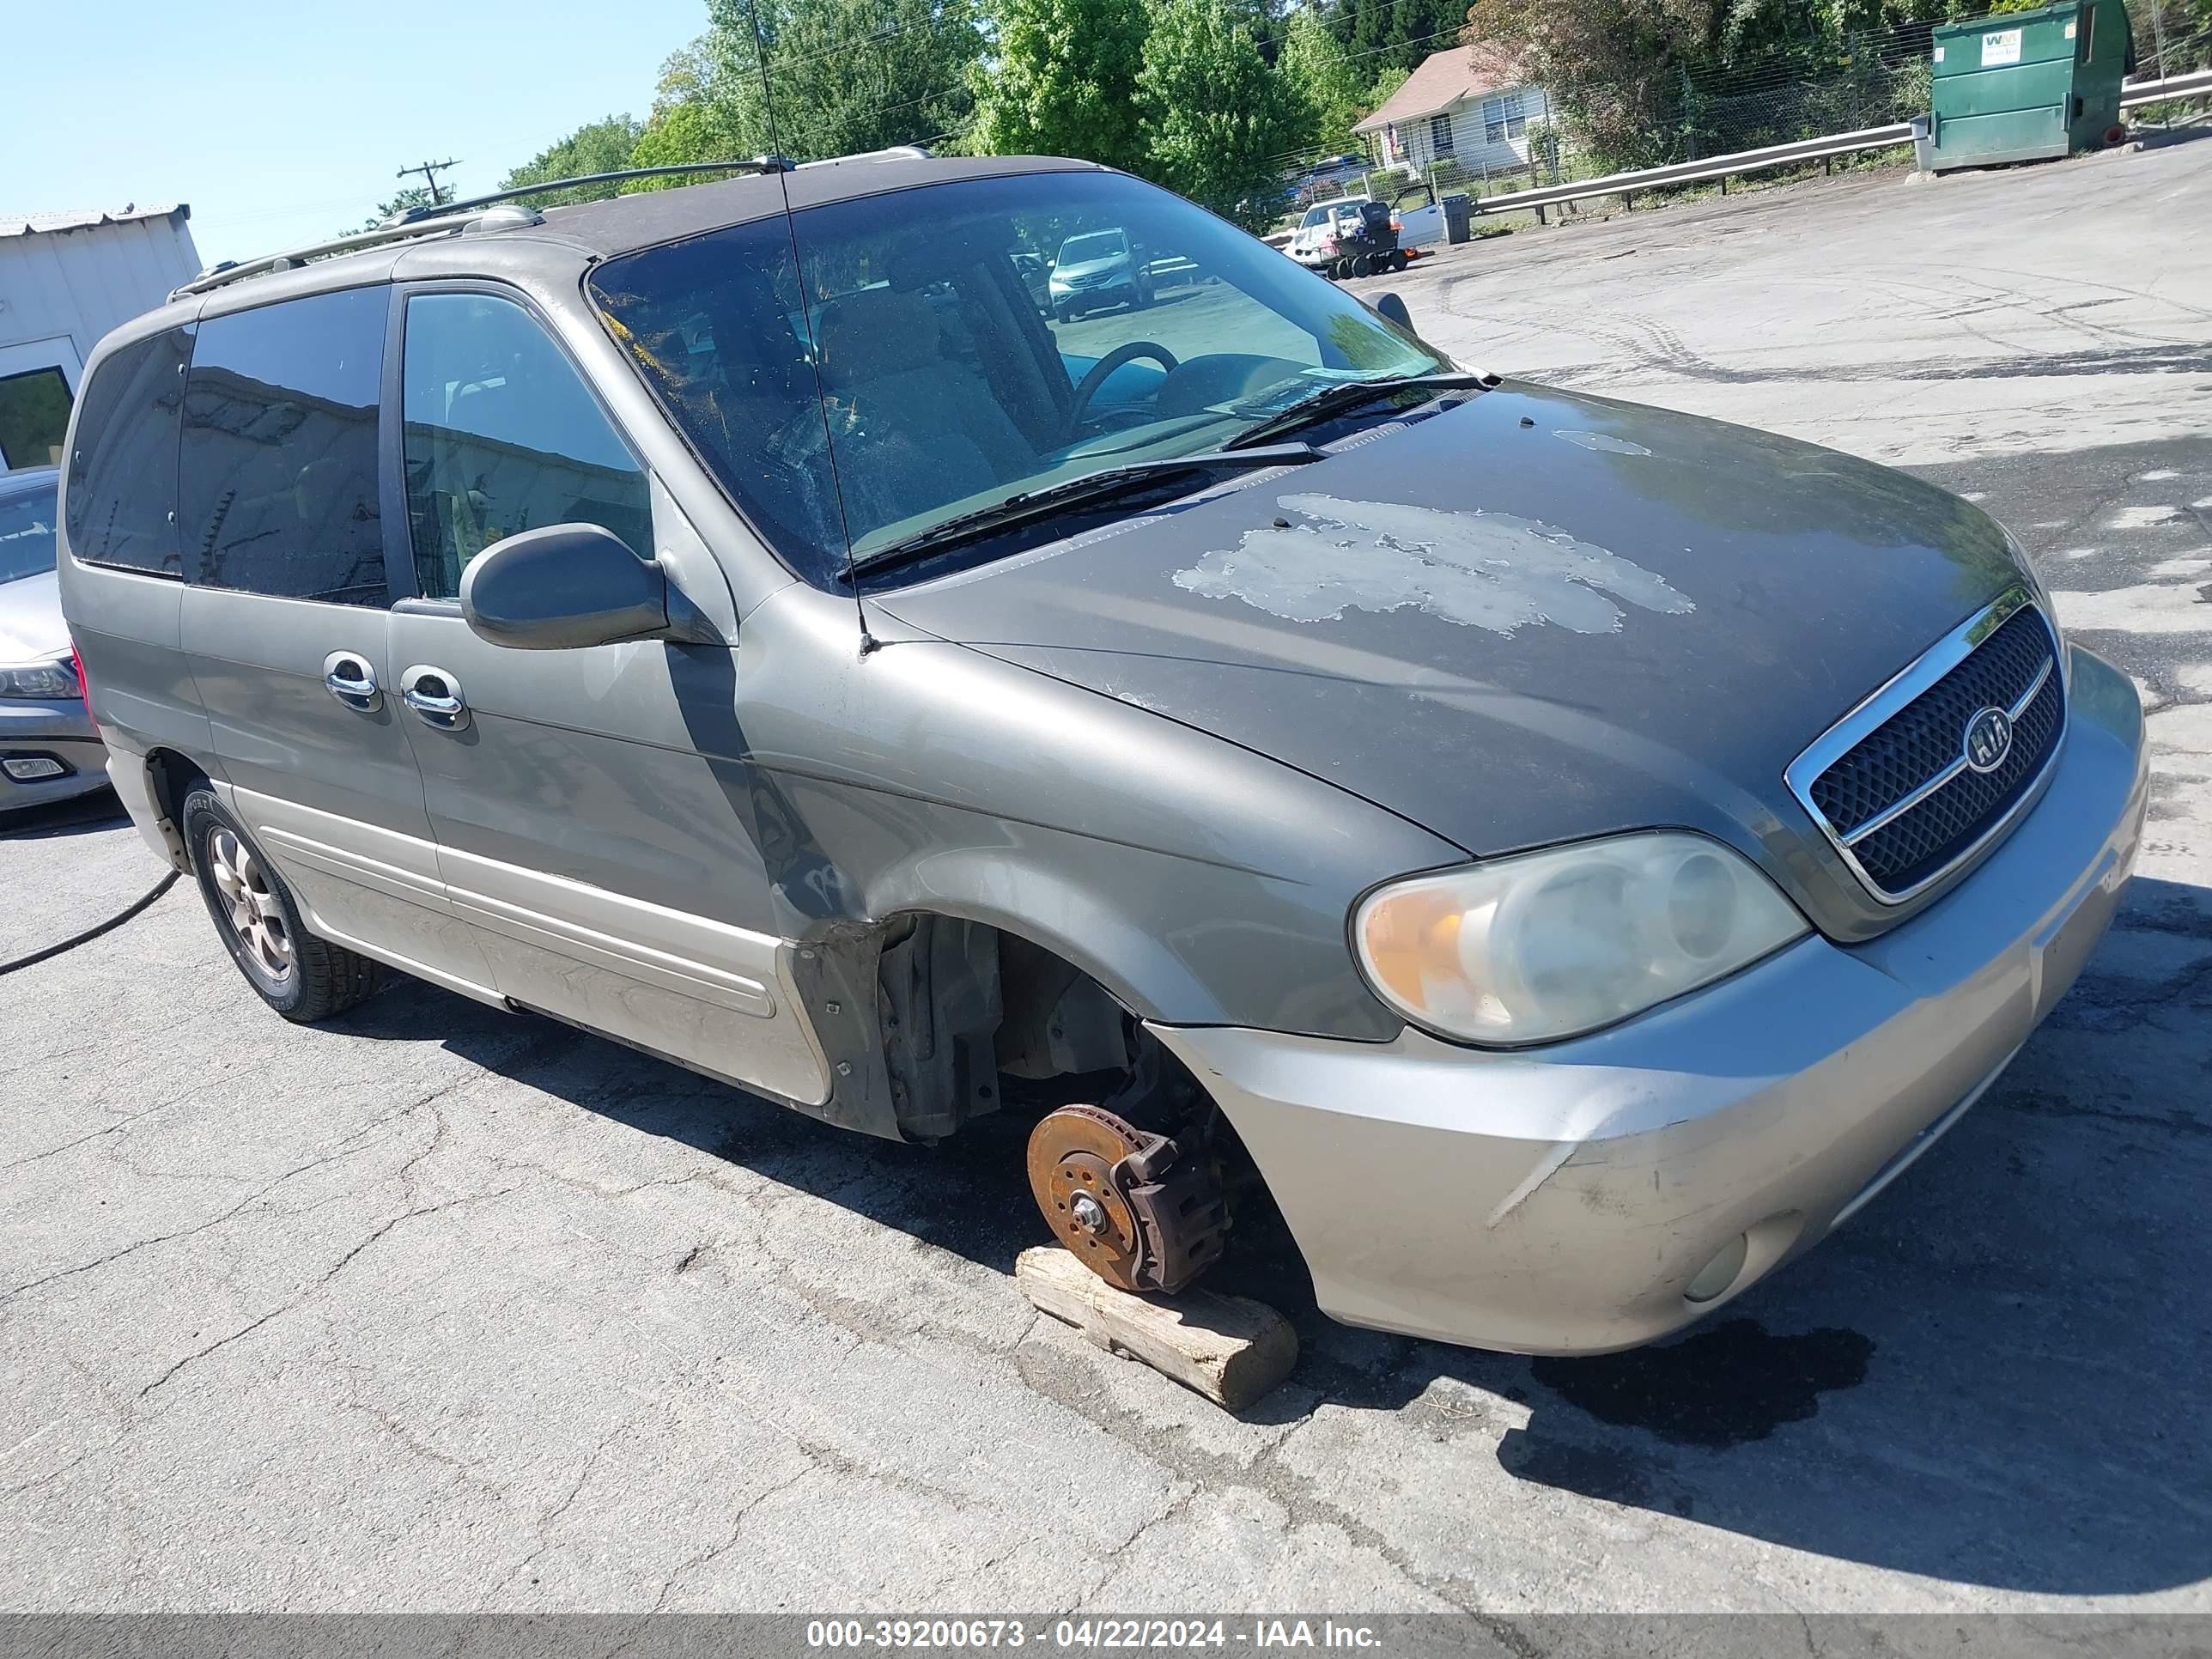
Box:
xmin=1963 ymin=706 xmax=2014 ymax=774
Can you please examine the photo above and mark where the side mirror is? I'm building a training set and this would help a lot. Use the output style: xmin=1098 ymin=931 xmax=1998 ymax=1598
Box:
xmin=459 ymin=523 xmax=671 ymax=651
xmin=1370 ymin=291 xmax=1415 ymax=333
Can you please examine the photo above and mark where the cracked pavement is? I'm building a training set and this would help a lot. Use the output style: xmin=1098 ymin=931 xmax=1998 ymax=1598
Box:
xmin=4 ymin=143 xmax=2210 ymax=1614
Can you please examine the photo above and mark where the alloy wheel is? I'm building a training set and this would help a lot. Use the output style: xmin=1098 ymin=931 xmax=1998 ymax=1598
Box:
xmin=208 ymin=828 xmax=294 ymax=984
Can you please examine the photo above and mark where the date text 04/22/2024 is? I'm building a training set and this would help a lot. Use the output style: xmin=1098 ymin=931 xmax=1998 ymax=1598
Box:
xmin=804 ymin=1620 xmax=1385 ymax=1650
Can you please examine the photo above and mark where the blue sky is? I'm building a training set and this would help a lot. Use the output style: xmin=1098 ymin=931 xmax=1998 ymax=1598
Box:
xmin=13 ymin=0 xmax=711 ymax=270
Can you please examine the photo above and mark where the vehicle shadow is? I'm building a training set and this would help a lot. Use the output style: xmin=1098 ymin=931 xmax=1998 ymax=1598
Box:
xmin=326 ymin=872 xmax=2212 ymax=1595
xmin=0 ymin=790 xmax=123 ymax=840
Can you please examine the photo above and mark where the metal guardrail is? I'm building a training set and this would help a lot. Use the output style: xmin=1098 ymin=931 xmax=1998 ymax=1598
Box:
xmin=1462 ymin=67 xmax=2210 ymax=222
xmin=2120 ymin=67 xmax=2212 ymax=109
xmin=1472 ymin=125 xmax=1916 ymax=217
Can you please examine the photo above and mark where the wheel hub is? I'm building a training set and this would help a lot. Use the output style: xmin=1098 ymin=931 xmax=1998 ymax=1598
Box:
xmin=208 ymin=828 xmax=293 ymax=984
xmin=1026 ymin=1104 xmax=1227 ymax=1295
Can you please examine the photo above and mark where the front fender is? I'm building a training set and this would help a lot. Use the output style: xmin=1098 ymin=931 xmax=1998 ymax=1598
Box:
xmin=736 ymin=588 xmax=1461 ymax=1040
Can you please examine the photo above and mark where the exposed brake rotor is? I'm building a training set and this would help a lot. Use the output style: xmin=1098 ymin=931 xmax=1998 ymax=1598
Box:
xmin=1026 ymin=1104 xmax=1227 ymax=1295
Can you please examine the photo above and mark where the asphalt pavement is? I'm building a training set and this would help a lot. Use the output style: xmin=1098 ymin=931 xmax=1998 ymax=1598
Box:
xmin=3 ymin=140 xmax=2209 ymax=1618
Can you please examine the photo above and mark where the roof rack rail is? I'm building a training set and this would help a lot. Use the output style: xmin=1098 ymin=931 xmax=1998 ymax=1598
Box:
xmin=386 ymin=156 xmax=795 ymax=224
xmin=167 ymin=151 xmax=911 ymax=304
xmin=170 ymin=210 xmax=489 ymax=301
xmin=793 ymin=144 xmax=932 ymax=169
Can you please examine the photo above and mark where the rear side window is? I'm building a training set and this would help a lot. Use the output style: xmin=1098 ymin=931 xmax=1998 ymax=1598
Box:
xmin=64 ymin=325 xmax=194 ymax=575
xmin=400 ymin=292 xmax=653 ymax=601
xmin=180 ymin=288 xmax=388 ymax=606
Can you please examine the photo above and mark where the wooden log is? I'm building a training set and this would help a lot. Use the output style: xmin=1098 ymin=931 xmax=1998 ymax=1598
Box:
xmin=1015 ymin=1245 xmax=1297 ymax=1411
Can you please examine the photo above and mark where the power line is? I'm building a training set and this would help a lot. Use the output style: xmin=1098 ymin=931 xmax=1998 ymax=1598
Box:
xmin=395 ymin=157 xmax=463 ymax=206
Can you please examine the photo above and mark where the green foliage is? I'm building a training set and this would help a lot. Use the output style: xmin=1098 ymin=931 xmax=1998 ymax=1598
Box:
xmin=629 ymin=0 xmax=981 ymax=171
xmin=1278 ymin=7 xmax=1369 ymax=157
xmin=1136 ymin=0 xmax=1308 ymax=226
xmin=499 ymin=115 xmax=646 ymax=205
xmin=969 ymin=0 xmax=1152 ymax=169
xmin=1322 ymin=0 xmax=1469 ymax=75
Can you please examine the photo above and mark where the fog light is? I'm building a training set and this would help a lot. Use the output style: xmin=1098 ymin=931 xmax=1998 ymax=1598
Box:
xmin=1685 ymin=1233 xmax=1750 ymax=1304
xmin=3 ymin=756 xmax=66 ymax=781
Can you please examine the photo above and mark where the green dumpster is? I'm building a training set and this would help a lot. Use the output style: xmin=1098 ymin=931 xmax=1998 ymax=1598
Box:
xmin=1926 ymin=0 xmax=2135 ymax=171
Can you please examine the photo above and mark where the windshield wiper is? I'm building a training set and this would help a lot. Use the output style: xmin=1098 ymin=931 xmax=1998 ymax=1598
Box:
xmin=1225 ymin=371 xmax=1489 ymax=450
xmin=846 ymin=443 xmax=1322 ymax=577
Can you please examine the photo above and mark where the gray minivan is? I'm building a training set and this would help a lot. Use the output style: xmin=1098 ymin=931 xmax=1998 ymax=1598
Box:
xmin=59 ymin=154 xmax=2147 ymax=1355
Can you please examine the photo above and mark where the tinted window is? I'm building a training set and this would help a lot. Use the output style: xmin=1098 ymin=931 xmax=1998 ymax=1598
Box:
xmin=0 ymin=480 xmax=59 ymax=584
xmin=180 ymin=288 xmax=387 ymax=606
xmin=401 ymin=292 xmax=653 ymax=601
xmin=64 ymin=326 xmax=193 ymax=574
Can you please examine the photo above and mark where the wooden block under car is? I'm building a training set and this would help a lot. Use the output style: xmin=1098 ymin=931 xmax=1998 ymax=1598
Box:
xmin=1014 ymin=1245 xmax=1297 ymax=1410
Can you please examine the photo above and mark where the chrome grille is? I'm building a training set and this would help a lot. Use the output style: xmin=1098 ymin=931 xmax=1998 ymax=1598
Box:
xmin=1787 ymin=590 xmax=2065 ymax=903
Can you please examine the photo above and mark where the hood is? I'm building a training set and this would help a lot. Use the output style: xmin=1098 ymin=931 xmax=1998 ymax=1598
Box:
xmin=0 ymin=570 xmax=68 ymax=665
xmin=877 ymin=382 xmax=2027 ymax=933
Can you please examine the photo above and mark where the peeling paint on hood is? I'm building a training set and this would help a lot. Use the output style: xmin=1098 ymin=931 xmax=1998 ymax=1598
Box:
xmin=1555 ymin=429 xmax=1653 ymax=457
xmin=1171 ymin=494 xmax=1695 ymax=637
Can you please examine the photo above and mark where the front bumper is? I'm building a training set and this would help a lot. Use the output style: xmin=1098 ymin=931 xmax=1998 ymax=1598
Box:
xmin=1152 ymin=647 xmax=2148 ymax=1355
xmin=0 ymin=697 xmax=108 ymax=812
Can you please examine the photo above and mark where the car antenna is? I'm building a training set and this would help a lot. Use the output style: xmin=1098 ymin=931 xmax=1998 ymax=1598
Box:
xmin=739 ymin=0 xmax=879 ymax=657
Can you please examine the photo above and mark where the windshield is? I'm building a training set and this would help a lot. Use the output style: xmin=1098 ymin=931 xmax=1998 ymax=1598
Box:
xmin=590 ymin=169 xmax=1449 ymax=586
xmin=0 ymin=481 xmax=59 ymax=584
xmin=1057 ymin=231 xmax=1126 ymax=264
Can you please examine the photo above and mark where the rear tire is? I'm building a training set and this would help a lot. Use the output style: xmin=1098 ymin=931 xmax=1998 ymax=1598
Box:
xmin=181 ymin=787 xmax=382 ymax=1023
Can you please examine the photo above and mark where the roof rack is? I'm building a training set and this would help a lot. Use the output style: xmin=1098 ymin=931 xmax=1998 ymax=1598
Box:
xmin=386 ymin=156 xmax=796 ymax=225
xmin=169 ymin=150 xmax=932 ymax=303
xmin=170 ymin=210 xmax=491 ymax=300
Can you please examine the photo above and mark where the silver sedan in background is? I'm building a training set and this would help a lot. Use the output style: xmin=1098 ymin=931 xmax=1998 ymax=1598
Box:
xmin=1 ymin=467 xmax=106 ymax=813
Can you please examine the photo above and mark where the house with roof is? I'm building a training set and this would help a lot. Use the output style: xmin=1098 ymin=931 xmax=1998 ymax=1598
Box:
xmin=1353 ymin=45 xmax=1553 ymax=180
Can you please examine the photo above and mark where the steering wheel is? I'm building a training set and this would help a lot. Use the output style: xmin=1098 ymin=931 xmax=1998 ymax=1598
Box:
xmin=1066 ymin=341 xmax=1179 ymax=439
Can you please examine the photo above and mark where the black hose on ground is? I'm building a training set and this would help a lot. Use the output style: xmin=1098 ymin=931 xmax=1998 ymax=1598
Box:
xmin=0 ymin=870 xmax=182 ymax=978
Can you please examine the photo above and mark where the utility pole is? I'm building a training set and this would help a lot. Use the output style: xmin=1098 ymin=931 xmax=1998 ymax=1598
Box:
xmin=395 ymin=158 xmax=462 ymax=206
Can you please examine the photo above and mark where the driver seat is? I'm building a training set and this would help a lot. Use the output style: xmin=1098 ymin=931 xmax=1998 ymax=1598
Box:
xmin=813 ymin=288 xmax=1035 ymax=535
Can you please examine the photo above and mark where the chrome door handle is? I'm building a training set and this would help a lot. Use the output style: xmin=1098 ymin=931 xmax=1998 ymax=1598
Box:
xmin=323 ymin=650 xmax=381 ymax=711
xmin=398 ymin=664 xmax=470 ymax=731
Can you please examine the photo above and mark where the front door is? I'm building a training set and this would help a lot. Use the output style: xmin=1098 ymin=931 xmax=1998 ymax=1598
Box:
xmin=174 ymin=285 xmax=496 ymax=1000
xmin=383 ymin=286 xmax=827 ymax=1104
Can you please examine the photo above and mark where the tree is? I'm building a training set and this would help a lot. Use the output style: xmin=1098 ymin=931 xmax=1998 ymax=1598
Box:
xmin=631 ymin=0 xmax=981 ymax=170
xmin=1462 ymin=0 xmax=1723 ymax=169
xmin=630 ymin=36 xmax=761 ymax=185
xmin=499 ymin=115 xmax=645 ymax=206
xmin=1136 ymin=0 xmax=1307 ymax=228
xmin=969 ymin=0 xmax=1151 ymax=169
xmin=735 ymin=0 xmax=984 ymax=157
xmin=1278 ymin=7 xmax=1368 ymax=158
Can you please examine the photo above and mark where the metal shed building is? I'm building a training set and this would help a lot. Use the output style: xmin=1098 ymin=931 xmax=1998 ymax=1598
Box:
xmin=1 ymin=204 xmax=200 ymax=472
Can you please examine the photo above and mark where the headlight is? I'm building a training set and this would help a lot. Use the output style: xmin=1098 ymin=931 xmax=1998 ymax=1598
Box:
xmin=1353 ymin=832 xmax=1810 ymax=1046
xmin=0 ymin=659 xmax=80 ymax=701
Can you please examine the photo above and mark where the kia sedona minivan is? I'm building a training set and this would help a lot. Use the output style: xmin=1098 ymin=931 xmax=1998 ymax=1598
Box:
xmin=59 ymin=154 xmax=2146 ymax=1354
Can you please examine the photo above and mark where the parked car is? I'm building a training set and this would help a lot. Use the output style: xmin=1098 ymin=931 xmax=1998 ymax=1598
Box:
xmin=1048 ymin=227 xmax=1151 ymax=319
xmin=60 ymin=155 xmax=2144 ymax=1356
xmin=1291 ymin=189 xmax=1444 ymax=278
xmin=1 ymin=466 xmax=106 ymax=811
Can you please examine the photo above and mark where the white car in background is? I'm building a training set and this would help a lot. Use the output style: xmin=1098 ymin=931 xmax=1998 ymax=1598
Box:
xmin=1285 ymin=190 xmax=1444 ymax=276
